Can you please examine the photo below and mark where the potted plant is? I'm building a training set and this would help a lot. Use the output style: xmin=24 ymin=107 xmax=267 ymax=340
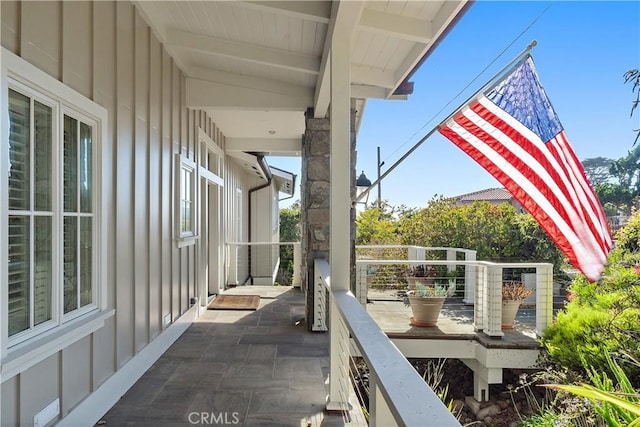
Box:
xmin=406 ymin=265 xmax=436 ymax=289
xmin=501 ymin=281 xmax=533 ymax=329
xmin=406 ymin=283 xmax=449 ymax=327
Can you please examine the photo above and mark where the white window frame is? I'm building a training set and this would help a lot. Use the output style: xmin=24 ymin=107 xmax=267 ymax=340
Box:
xmin=175 ymin=153 xmax=198 ymax=247
xmin=1 ymin=48 xmax=110 ymax=363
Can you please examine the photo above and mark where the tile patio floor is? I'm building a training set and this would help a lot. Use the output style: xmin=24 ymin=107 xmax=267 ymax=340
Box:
xmin=98 ymin=286 xmax=366 ymax=427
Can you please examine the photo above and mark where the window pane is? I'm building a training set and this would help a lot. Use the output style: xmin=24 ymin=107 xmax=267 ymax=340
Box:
xmin=8 ymin=89 xmax=30 ymax=211
xmin=180 ymin=166 xmax=194 ymax=234
xmin=63 ymin=217 xmax=78 ymax=313
xmin=34 ymin=216 xmax=52 ymax=325
xmin=64 ymin=116 xmax=78 ymax=212
xmin=34 ymin=101 xmax=52 ymax=211
xmin=8 ymin=216 xmax=30 ymax=336
xmin=80 ymin=123 xmax=92 ymax=213
xmin=80 ymin=217 xmax=92 ymax=307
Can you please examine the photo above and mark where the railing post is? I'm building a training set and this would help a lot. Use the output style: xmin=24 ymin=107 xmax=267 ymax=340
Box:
xmin=327 ymin=296 xmax=351 ymax=411
xmin=446 ymin=249 xmax=456 ymax=273
xmin=474 ymin=264 xmax=486 ymax=331
xmin=369 ymin=372 xmax=397 ymax=427
xmin=407 ymin=246 xmax=417 ymax=261
xmin=484 ymin=265 xmax=504 ymax=337
xmin=312 ymin=260 xmax=328 ymax=332
xmin=463 ymin=250 xmax=477 ymax=304
xmin=536 ymin=264 xmax=554 ymax=336
xmin=292 ymin=242 xmax=301 ymax=288
xmin=355 ymin=262 xmax=368 ymax=306
xmin=227 ymin=244 xmax=239 ymax=286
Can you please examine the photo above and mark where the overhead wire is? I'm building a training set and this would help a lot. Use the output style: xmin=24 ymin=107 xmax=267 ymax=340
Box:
xmin=379 ymin=3 xmax=554 ymax=167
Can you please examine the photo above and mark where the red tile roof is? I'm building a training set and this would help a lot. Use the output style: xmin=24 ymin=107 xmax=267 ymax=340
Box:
xmin=455 ymin=187 xmax=514 ymax=202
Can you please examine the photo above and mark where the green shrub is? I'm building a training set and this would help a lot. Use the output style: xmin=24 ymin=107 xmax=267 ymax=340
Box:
xmin=542 ymin=305 xmax=616 ymax=372
xmin=617 ymin=210 xmax=640 ymax=253
xmin=543 ymin=248 xmax=640 ymax=384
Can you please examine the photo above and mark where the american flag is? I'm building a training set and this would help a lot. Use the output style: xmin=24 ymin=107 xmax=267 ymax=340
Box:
xmin=439 ymin=55 xmax=612 ymax=281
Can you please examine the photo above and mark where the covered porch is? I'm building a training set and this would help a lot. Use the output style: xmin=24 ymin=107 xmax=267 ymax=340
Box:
xmin=1 ymin=1 xmax=474 ymax=426
xmin=99 ymin=286 xmax=367 ymax=426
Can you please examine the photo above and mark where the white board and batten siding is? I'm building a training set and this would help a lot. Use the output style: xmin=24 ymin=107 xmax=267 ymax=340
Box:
xmin=0 ymin=2 xmax=251 ymax=424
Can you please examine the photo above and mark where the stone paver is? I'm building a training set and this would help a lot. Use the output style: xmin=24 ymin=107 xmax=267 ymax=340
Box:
xmin=98 ymin=287 xmax=366 ymax=427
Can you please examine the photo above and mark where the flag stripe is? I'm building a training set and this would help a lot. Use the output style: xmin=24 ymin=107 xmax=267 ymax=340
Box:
xmin=441 ymin=106 xmax=607 ymax=279
xmin=473 ymin=98 xmax=611 ymax=255
xmin=545 ymin=138 xmax=610 ymax=253
xmin=550 ymin=133 xmax=612 ymax=248
xmin=440 ymin=120 xmax=605 ymax=279
xmin=439 ymin=121 xmax=599 ymax=275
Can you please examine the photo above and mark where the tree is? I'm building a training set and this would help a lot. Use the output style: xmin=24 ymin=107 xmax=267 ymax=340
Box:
xmin=587 ymin=146 xmax=640 ymax=214
xmin=355 ymin=201 xmax=399 ymax=245
xmin=395 ymin=197 xmax=565 ymax=269
xmin=625 ymin=69 xmax=640 ymax=145
xmin=583 ymin=157 xmax=615 ymax=187
xmin=277 ymin=202 xmax=300 ymax=285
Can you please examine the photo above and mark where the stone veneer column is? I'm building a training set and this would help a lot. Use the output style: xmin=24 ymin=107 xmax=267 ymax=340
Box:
xmin=301 ymin=108 xmax=357 ymax=330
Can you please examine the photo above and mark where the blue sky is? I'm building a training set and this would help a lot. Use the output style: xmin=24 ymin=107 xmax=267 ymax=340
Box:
xmin=269 ymin=1 xmax=640 ymax=209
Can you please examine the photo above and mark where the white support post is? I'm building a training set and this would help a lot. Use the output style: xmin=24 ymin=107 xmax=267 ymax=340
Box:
xmin=473 ymin=371 xmax=490 ymax=403
xmin=292 ymin=242 xmax=301 ymax=288
xmin=369 ymin=372 xmax=397 ymax=427
xmin=536 ymin=264 xmax=554 ymax=336
xmin=484 ymin=265 xmax=504 ymax=338
xmin=356 ymin=262 xmax=368 ymax=306
xmin=463 ymin=250 xmax=477 ymax=304
xmin=328 ymin=30 xmax=352 ymax=412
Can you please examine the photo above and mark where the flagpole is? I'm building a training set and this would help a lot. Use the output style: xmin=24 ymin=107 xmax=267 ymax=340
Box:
xmin=353 ymin=40 xmax=538 ymax=205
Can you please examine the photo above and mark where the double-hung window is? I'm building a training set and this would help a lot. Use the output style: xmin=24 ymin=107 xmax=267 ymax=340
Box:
xmin=3 ymin=49 xmax=107 ymax=351
xmin=176 ymin=153 xmax=197 ymax=247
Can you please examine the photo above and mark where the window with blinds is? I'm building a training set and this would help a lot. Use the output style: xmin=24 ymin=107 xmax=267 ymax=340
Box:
xmin=63 ymin=116 xmax=93 ymax=314
xmin=6 ymin=79 xmax=98 ymax=346
xmin=8 ymin=89 xmax=54 ymax=337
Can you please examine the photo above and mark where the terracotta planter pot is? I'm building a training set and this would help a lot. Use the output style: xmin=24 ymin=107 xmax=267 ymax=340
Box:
xmin=407 ymin=294 xmax=446 ymax=327
xmin=501 ymin=300 xmax=522 ymax=329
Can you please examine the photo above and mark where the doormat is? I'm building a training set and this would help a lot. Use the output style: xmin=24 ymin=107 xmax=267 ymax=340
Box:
xmin=208 ymin=295 xmax=260 ymax=310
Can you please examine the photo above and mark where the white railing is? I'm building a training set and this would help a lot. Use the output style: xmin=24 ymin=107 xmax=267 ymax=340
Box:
xmin=315 ymin=259 xmax=461 ymax=427
xmin=225 ymin=241 xmax=301 ymax=287
xmin=356 ymin=246 xmax=477 ymax=303
xmin=355 ymin=256 xmax=554 ymax=338
xmin=473 ymin=261 xmax=553 ymax=337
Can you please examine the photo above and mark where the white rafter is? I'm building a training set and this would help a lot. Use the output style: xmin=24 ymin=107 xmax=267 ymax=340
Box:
xmin=390 ymin=0 xmax=467 ymax=97
xmin=351 ymin=65 xmax=397 ymax=89
xmin=166 ymin=29 xmax=321 ymax=75
xmin=237 ymin=1 xmax=331 ymax=24
xmin=359 ymin=8 xmax=434 ymax=44
xmin=186 ymin=78 xmax=313 ymax=110
xmin=188 ymin=66 xmax=313 ymax=99
xmin=226 ymin=137 xmax=302 ymax=155
xmin=351 ymin=85 xmax=408 ymax=100
xmin=314 ymin=0 xmax=366 ymax=118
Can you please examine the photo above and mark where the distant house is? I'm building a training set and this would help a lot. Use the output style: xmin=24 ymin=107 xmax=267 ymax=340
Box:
xmin=455 ymin=187 xmax=524 ymax=212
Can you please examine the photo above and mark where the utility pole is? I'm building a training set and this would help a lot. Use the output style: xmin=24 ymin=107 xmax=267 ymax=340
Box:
xmin=377 ymin=146 xmax=384 ymax=208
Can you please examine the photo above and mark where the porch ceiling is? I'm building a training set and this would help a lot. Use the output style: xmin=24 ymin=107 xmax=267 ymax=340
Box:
xmin=135 ymin=0 xmax=471 ymax=154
